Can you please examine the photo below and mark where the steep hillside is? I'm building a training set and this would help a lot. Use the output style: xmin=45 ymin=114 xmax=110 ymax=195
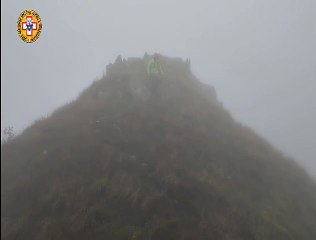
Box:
xmin=2 ymin=55 xmax=316 ymax=240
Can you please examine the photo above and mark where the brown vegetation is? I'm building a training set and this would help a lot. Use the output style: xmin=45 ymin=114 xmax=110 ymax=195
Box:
xmin=2 ymin=55 xmax=316 ymax=239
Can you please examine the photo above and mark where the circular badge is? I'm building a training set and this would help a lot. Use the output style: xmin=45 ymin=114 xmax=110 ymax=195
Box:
xmin=17 ymin=10 xmax=42 ymax=43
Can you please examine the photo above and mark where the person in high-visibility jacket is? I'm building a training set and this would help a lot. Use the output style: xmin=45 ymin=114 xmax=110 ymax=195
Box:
xmin=147 ymin=54 xmax=163 ymax=97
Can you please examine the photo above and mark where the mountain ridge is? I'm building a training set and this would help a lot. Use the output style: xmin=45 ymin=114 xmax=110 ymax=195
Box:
xmin=2 ymin=54 xmax=316 ymax=240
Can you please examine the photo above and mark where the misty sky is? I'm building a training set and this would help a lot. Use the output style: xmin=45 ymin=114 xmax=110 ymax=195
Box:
xmin=2 ymin=0 xmax=316 ymax=177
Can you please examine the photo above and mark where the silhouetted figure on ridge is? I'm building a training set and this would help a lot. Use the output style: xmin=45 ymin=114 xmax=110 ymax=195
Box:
xmin=143 ymin=52 xmax=149 ymax=61
xmin=115 ymin=55 xmax=123 ymax=64
xmin=112 ymin=55 xmax=131 ymax=99
xmin=147 ymin=53 xmax=163 ymax=98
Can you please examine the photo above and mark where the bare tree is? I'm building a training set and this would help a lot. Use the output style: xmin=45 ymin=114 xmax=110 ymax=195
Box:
xmin=2 ymin=126 xmax=15 ymax=143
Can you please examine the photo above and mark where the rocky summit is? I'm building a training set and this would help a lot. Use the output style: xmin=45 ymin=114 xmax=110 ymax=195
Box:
xmin=2 ymin=54 xmax=316 ymax=240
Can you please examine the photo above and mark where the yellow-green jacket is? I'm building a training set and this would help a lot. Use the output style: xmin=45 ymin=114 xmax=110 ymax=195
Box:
xmin=147 ymin=58 xmax=163 ymax=75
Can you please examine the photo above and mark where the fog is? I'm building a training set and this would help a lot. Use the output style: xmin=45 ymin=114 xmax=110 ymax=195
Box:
xmin=2 ymin=0 xmax=316 ymax=177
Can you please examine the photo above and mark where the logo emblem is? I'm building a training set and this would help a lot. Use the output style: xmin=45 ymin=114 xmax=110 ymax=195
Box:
xmin=17 ymin=10 xmax=42 ymax=43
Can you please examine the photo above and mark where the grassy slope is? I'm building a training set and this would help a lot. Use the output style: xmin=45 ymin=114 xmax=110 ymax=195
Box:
xmin=2 ymin=55 xmax=316 ymax=240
